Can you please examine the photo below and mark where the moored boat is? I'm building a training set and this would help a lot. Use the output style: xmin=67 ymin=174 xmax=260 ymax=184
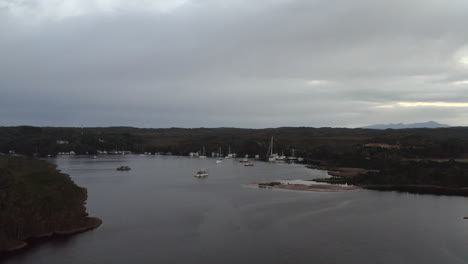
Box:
xmin=267 ymin=136 xmax=279 ymax=162
xmin=194 ymin=169 xmax=208 ymax=177
xmin=117 ymin=166 xmax=131 ymax=171
xmin=199 ymin=146 xmax=207 ymax=158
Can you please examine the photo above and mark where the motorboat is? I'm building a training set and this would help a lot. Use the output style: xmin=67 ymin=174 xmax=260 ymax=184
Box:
xmin=117 ymin=166 xmax=131 ymax=171
xmin=194 ymin=169 xmax=208 ymax=177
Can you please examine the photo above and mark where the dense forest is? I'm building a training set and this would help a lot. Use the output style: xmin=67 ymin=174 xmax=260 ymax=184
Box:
xmin=2 ymin=125 xmax=468 ymax=192
xmin=1 ymin=126 xmax=468 ymax=160
xmin=0 ymin=156 xmax=101 ymax=253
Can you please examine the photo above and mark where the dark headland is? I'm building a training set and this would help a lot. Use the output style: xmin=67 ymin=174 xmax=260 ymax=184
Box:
xmin=0 ymin=156 xmax=101 ymax=255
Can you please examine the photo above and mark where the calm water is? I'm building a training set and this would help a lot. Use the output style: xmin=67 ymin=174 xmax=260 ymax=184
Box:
xmin=5 ymin=155 xmax=468 ymax=264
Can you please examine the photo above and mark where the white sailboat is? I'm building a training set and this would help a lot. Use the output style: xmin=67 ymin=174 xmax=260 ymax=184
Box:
xmin=288 ymin=149 xmax=298 ymax=161
xmin=225 ymin=145 xmax=233 ymax=159
xmin=276 ymin=151 xmax=287 ymax=162
xmin=199 ymin=146 xmax=207 ymax=158
xmin=267 ymin=136 xmax=279 ymax=162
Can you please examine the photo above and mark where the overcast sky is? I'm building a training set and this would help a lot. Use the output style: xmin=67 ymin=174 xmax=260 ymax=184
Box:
xmin=1 ymin=0 xmax=468 ymax=128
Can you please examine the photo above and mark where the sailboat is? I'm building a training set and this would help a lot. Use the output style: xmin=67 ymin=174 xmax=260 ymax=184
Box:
xmin=267 ymin=136 xmax=279 ymax=162
xmin=288 ymin=149 xmax=298 ymax=161
xmin=277 ymin=151 xmax=287 ymax=162
xmin=225 ymin=145 xmax=233 ymax=159
xmin=199 ymin=146 xmax=207 ymax=158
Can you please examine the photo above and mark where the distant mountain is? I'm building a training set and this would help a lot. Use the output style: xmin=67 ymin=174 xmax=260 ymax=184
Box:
xmin=363 ymin=121 xmax=450 ymax=129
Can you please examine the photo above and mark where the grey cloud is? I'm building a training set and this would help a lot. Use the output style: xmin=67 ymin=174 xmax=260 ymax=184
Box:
xmin=1 ymin=0 xmax=468 ymax=127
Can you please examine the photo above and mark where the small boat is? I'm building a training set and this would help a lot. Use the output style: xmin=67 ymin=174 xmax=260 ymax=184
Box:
xmin=244 ymin=162 xmax=254 ymax=166
xmin=287 ymin=149 xmax=298 ymax=161
xmin=276 ymin=152 xmax=287 ymax=162
xmin=199 ymin=146 xmax=207 ymax=158
xmin=267 ymin=136 xmax=279 ymax=162
xmin=194 ymin=169 xmax=208 ymax=177
xmin=117 ymin=166 xmax=131 ymax=171
xmin=216 ymin=159 xmax=223 ymax=164
xmin=225 ymin=146 xmax=233 ymax=159
xmin=239 ymin=158 xmax=249 ymax=163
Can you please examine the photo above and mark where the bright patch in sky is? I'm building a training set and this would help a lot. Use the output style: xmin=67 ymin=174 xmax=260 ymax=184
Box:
xmin=455 ymin=45 xmax=468 ymax=66
xmin=305 ymin=80 xmax=331 ymax=86
xmin=452 ymin=80 xmax=468 ymax=85
xmin=377 ymin=102 xmax=468 ymax=108
xmin=459 ymin=56 xmax=468 ymax=65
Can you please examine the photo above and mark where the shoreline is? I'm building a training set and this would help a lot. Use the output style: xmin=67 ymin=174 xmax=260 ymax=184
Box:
xmin=0 ymin=156 xmax=103 ymax=257
xmin=362 ymin=185 xmax=468 ymax=197
xmin=255 ymin=181 xmax=360 ymax=192
xmin=306 ymin=164 xmax=468 ymax=197
xmin=3 ymin=217 xmax=102 ymax=254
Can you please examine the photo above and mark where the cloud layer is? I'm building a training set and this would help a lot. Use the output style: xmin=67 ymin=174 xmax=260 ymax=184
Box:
xmin=1 ymin=0 xmax=468 ymax=127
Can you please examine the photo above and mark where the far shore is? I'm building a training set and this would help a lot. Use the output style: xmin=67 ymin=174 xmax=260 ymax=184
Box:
xmin=306 ymin=164 xmax=468 ymax=197
xmin=254 ymin=182 xmax=360 ymax=192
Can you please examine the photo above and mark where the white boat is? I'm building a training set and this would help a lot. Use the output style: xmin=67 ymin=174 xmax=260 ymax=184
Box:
xmin=199 ymin=146 xmax=207 ymax=158
xmin=287 ymin=149 xmax=298 ymax=161
xmin=267 ymin=136 xmax=279 ymax=162
xmin=276 ymin=152 xmax=287 ymax=162
xmin=216 ymin=159 xmax=223 ymax=164
xmin=225 ymin=145 xmax=233 ymax=159
xmin=194 ymin=169 xmax=208 ymax=177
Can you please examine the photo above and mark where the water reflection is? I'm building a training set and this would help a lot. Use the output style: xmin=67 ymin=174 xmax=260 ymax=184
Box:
xmin=4 ymin=155 xmax=468 ymax=264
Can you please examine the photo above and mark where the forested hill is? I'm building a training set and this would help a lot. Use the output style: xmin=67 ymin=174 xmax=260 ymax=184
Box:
xmin=1 ymin=126 xmax=468 ymax=160
xmin=0 ymin=156 xmax=101 ymax=253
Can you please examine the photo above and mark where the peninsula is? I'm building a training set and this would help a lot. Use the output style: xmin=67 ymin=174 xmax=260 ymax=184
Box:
xmin=0 ymin=156 xmax=101 ymax=254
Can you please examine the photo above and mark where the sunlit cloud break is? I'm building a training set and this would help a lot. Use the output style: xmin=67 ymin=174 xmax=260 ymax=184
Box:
xmin=452 ymin=80 xmax=468 ymax=85
xmin=305 ymin=80 xmax=332 ymax=86
xmin=378 ymin=102 xmax=468 ymax=108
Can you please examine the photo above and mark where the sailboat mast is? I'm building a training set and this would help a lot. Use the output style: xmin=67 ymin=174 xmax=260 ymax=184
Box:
xmin=270 ymin=136 xmax=274 ymax=156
